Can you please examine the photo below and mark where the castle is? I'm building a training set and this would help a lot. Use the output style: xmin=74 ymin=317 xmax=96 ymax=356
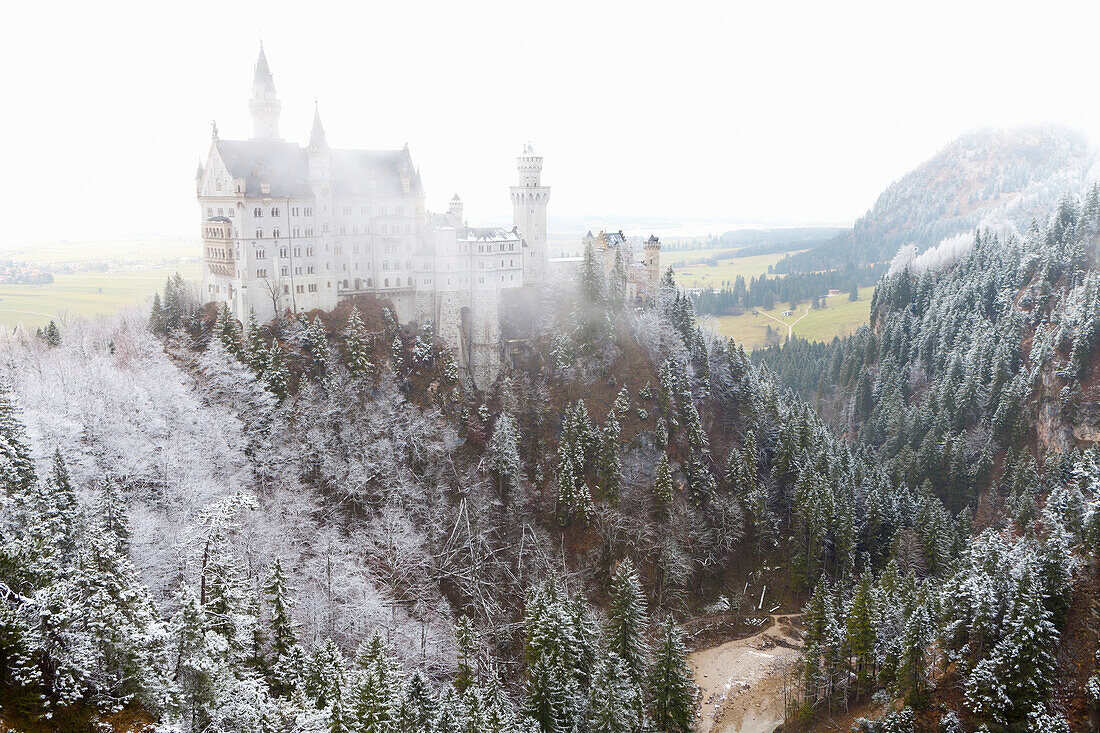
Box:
xmin=197 ymin=45 xmax=657 ymax=387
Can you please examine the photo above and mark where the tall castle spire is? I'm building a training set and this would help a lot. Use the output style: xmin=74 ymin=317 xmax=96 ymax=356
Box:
xmin=308 ymin=99 xmax=328 ymax=150
xmin=249 ymin=42 xmax=282 ymax=140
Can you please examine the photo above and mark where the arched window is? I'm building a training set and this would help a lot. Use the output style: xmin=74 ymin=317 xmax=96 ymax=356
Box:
xmin=272 ymin=228 xmax=280 ymax=239
xmin=271 ymin=207 xmax=280 ymax=217
xmin=384 ymin=278 xmax=390 ymax=287
xmin=255 ymin=229 xmax=263 ymax=239
xmin=254 ymin=207 xmax=262 ymax=217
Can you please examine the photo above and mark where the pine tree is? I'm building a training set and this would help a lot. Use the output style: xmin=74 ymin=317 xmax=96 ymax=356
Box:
xmin=606 ymin=558 xmax=650 ymax=688
xmin=397 ymin=671 xmax=436 ymax=733
xmin=454 ymin=615 xmax=479 ymax=693
xmin=609 ymin=246 xmax=627 ymax=311
xmin=647 ymin=617 xmax=696 ymax=733
xmin=149 ymin=291 xmax=166 ymax=333
xmin=488 ymin=412 xmax=521 ymax=501
xmin=845 ymin=574 xmax=876 ymax=692
xmin=343 ymin=306 xmax=374 ymax=382
xmin=245 ymin=309 xmax=267 ymax=372
xmin=587 ymin=651 xmax=639 ymax=733
xmin=264 ymin=558 xmax=298 ymax=695
xmin=580 ymin=241 xmax=605 ymax=305
xmin=304 ymin=316 xmax=332 ymax=380
xmin=93 ymin=474 xmax=131 ymax=555
xmin=43 ymin=320 xmax=61 ymax=346
xmin=263 ymin=340 xmax=291 ymax=399
xmin=598 ymin=408 xmax=623 ymax=503
xmin=654 ymin=452 xmax=674 ymax=508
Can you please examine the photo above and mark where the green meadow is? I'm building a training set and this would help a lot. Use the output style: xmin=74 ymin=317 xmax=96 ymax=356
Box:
xmin=710 ymin=286 xmax=875 ymax=350
xmin=0 ymin=265 xmax=201 ymax=330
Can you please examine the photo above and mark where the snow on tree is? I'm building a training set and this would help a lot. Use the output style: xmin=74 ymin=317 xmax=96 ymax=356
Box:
xmin=646 ymin=616 xmax=696 ymax=733
xmin=488 ymin=411 xmax=521 ymax=501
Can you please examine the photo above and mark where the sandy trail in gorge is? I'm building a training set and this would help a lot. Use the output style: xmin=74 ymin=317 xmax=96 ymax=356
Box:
xmin=689 ymin=615 xmax=803 ymax=733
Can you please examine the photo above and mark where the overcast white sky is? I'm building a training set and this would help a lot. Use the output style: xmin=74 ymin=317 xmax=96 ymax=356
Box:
xmin=3 ymin=0 xmax=1100 ymax=246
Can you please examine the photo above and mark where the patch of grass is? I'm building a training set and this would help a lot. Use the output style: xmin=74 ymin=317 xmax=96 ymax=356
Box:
xmin=710 ymin=286 xmax=874 ymax=350
xmin=673 ymin=251 xmax=802 ymax=289
xmin=0 ymin=265 xmax=202 ymax=330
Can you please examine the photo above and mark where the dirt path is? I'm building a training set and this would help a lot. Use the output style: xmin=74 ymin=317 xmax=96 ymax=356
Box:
xmin=689 ymin=615 xmax=803 ymax=733
xmin=758 ymin=305 xmax=810 ymax=340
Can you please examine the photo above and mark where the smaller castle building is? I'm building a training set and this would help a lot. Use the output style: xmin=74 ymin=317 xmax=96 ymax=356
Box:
xmin=550 ymin=230 xmax=662 ymax=300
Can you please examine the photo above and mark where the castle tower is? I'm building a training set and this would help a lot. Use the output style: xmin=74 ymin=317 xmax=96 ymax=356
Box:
xmin=448 ymin=193 xmax=464 ymax=224
xmin=644 ymin=235 xmax=661 ymax=296
xmin=249 ymin=43 xmax=282 ymax=140
xmin=510 ymin=143 xmax=550 ymax=283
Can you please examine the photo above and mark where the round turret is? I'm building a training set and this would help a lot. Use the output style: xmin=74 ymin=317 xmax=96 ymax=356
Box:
xmin=516 ymin=143 xmax=543 ymax=187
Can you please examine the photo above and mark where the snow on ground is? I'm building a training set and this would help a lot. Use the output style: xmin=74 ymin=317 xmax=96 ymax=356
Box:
xmin=689 ymin=615 xmax=803 ymax=733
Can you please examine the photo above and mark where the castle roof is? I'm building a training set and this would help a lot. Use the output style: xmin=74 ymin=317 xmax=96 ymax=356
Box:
xmin=463 ymin=226 xmax=520 ymax=242
xmin=214 ymin=139 xmax=423 ymax=199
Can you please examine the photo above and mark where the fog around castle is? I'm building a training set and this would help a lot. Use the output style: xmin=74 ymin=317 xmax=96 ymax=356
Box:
xmin=5 ymin=0 xmax=1100 ymax=245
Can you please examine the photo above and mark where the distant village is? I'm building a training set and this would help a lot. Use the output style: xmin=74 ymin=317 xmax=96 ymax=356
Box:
xmin=0 ymin=261 xmax=54 ymax=284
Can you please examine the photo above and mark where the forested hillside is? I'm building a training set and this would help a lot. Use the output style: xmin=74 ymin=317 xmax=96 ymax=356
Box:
xmin=757 ymin=185 xmax=1100 ymax=730
xmin=6 ymin=181 xmax=1100 ymax=732
xmin=776 ymin=127 xmax=1097 ymax=273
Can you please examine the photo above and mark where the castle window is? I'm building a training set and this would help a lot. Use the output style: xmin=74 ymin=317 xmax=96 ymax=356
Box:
xmin=254 ymin=207 xmax=262 ymax=217
xmin=307 ymin=266 xmax=315 ymax=274
xmin=272 ymin=228 xmax=280 ymax=239
xmin=257 ymin=249 xmax=266 ymax=259
xmin=257 ymin=269 xmax=267 ymax=278
xmin=296 ymin=285 xmax=304 ymax=294
xmin=308 ymin=284 xmax=317 ymax=292
xmin=385 ymin=279 xmax=390 ymax=287
xmin=307 ymin=247 xmax=313 ymax=256
xmin=281 ymin=267 xmax=288 ymax=276
xmin=294 ymin=247 xmax=301 ymax=257
xmin=207 ymin=208 xmax=213 ymax=217
xmin=255 ymin=229 xmax=263 ymax=238
xmin=280 ymin=247 xmax=287 ymax=258
xmin=271 ymin=207 xmax=280 ymax=217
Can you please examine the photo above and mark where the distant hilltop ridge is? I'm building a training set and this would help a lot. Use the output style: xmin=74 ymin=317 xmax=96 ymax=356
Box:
xmin=776 ymin=125 xmax=1100 ymax=273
